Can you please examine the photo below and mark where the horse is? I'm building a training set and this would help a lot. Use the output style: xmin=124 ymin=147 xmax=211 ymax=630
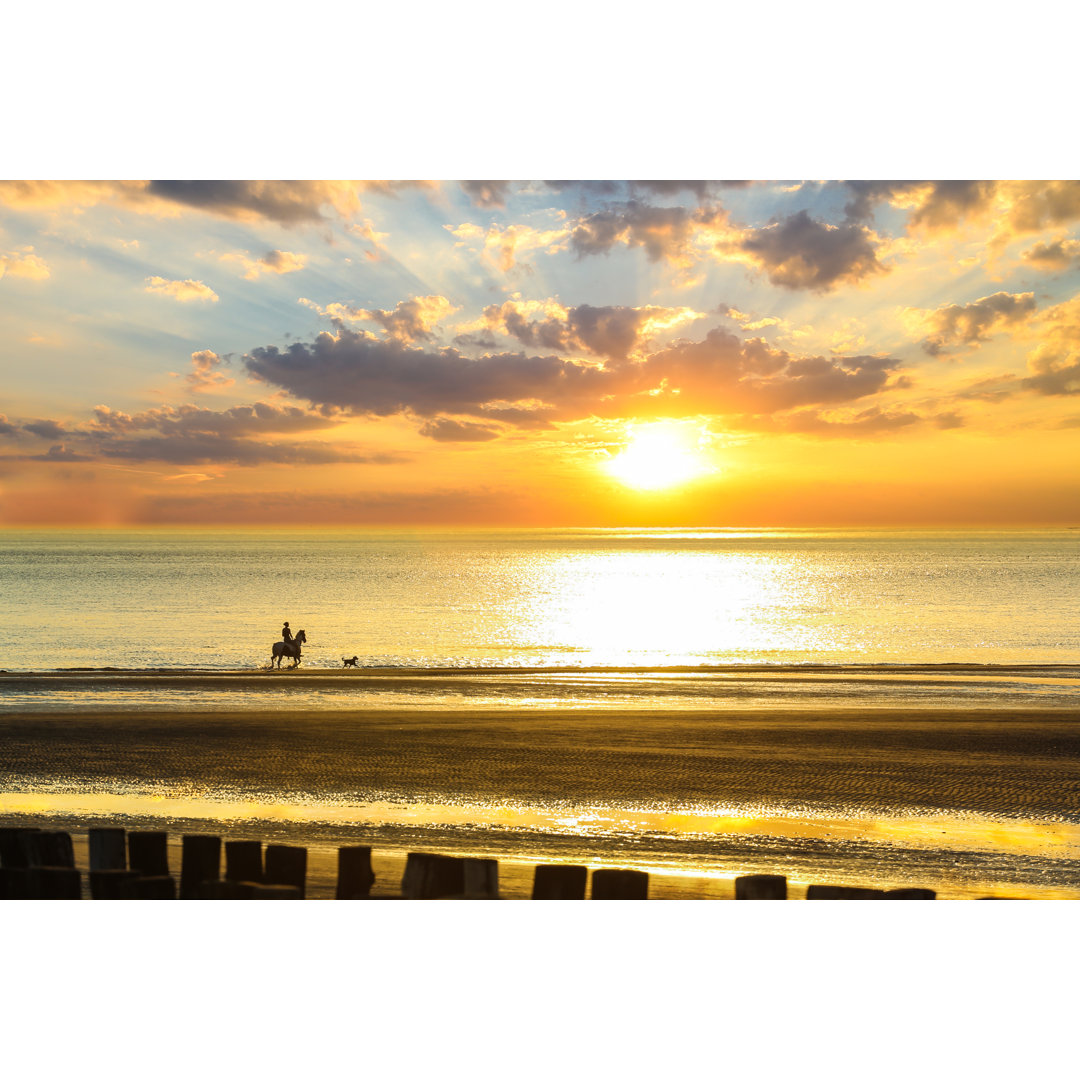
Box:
xmin=271 ymin=628 xmax=306 ymax=668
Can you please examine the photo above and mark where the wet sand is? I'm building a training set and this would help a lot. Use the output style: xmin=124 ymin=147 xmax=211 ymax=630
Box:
xmin=2 ymin=695 xmax=1079 ymax=898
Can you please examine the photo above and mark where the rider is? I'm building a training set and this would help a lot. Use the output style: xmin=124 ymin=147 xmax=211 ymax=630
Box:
xmin=282 ymin=621 xmax=293 ymax=644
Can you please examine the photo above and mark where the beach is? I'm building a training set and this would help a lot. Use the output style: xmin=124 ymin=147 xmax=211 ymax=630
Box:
xmin=3 ymin=669 xmax=1079 ymax=898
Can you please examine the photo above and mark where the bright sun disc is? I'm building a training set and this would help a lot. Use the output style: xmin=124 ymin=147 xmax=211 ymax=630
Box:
xmin=605 ymin=425 xmax=711 ymax=490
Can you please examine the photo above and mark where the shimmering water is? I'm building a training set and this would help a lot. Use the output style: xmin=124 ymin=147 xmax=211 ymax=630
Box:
xmin=3 ymin=528 xmax=1079 ymax=897
xmin=3 ymin=527 xmax=1080 ymax=673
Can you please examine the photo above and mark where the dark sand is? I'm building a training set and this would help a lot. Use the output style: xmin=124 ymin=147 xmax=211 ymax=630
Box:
xmin=3 ymin=702 xmax=1079 ymax=898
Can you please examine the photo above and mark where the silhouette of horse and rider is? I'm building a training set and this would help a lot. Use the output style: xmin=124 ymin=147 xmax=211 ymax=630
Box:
xmin=271 ymin=621 xmax=306 ymax=668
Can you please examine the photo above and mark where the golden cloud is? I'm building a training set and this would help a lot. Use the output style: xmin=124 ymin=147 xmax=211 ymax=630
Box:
xmin=221 ymin=249 xmax=308 ymax=279
xmin=446 ymin=221 xmax=570 ymax=271
xmin=0 ymin=247 xmax=50 ymax=281
xmin=144 ymin=276 xmax=219 ymax=302
xmin=299 ymin=294 xmax=457 ymax=343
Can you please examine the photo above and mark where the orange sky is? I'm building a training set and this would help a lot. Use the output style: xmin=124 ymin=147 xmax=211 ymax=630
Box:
xmin=2 ymin=180 xmax=1079 ymax=526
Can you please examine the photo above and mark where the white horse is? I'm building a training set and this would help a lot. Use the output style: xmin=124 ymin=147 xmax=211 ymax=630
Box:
xmin=271 ymin=628 xmax=306 ymax=668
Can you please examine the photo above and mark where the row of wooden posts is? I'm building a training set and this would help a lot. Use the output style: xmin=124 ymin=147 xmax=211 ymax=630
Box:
xmin=0 ymin=826 xmax=938 ymax=900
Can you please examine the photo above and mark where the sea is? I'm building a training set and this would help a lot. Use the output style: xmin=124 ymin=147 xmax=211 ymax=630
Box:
xmin=2 ymin=526 xmax=1079 ymax=898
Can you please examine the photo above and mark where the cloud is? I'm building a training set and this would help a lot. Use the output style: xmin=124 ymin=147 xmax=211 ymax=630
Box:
xmin=1022 ymin=294 xmax=1080 ymax=396
xmin=628 ymin=180 xmax=730 ymax=200
xmin=184 ymin=350 xmax=235 ymax=392
xmin=842 ymin=181 xmax=1080 ymax=256
xmin=0 ymin=248 xmax=50 ymax=280
xmin=467 ymin=300 xmax=703 ymax=361
xmin=419 ymin=418 xmax=502 ymax=442
xmin=29 ymin=444 xmax=93 ymax=462
xmin=144 ymin=276 xmax=219 ymax=302
xmin=300 ymin=295 xmax=457 ymax=343
xmin=569 ymin=201 xmax=724 ymax=267
xmin=0 ymin=414 xmax=19 ymax=436
xmin=723 ymin=210 xmax=886 ymax=292
xmin=0 ymin=401 xmax=393 ymax=468
xmin=446 ymin=220 xmax=570 ymax=271
xmin=89 ymin=401 xmax=342 ymax=439
xmin=0 ymin=180 xmax=383 ymax=226
xmin=841 ymin=180 xmax=998 ymax=231
xmin=750 ymin=406 xmax=930 ymax=438
xmin=567 ymin=202 xmax=884 ymax=291
xmin=221 ymin=249 xmax=308 ymax=279
xmin=242 ymin=325 xmax=904 ymax=432
xmin=460 ymin=181 xmax=514 ymax=208
xmin=1022 ymin=237 xmax=1080 ymax=271
xmin=23 ymin=419 xmax=67 ymax=439
xmin=907 ymin=291 xmax=1037 ymax=355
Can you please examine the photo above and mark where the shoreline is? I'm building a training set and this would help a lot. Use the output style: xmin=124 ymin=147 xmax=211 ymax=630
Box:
xmin=2 ymin=703 xmax=1078 ymax=899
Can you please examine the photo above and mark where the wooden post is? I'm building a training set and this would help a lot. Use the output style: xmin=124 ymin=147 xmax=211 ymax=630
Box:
xmin=197 ymin=879 xmax=252 ymax=900
xmin=736 ymin=874 xmax=788 ymax=899
xmin=89 ymin=828 xmax=127 ymax=871
xmin=90 ymin=869 xmax=139 ymax=899
xmin=128 ymin=876 xmax=176 ymax=900
xmin=532 ymin=864 xmax=588 ymax=899
xmin=225 ymin=840 xmax=263 ymax=883
xmin=29 ymin=831 xmax=76 ymax=868
xmin=128 ymin=831 xmax=169 ymax=877
xmin=30 ymin=867 xmax=82 ymax=899
xmin=0 ymin=868 xmax=32 ymax=899
xmin=886 ymin=888 xmax=936 ymax=899
xmin=264 ymin=844 xmax=307 ymax=898
xmin=591 ymin=868 xmax=649 ymax=899
xmin=0 ymin=827 xmax=41 ymax=868
xmin=806 ymin=885 xmax=885 ymax=899
xmin=463 ymin=858 xmax=499 ymax=898
xmin=336 ymin=846 xmax=375 ymax=899
xmin=180 ymin=835 xmax=221 ymax=899
xmin=250 ymin=884 xmax=302 ymax=899
xmin=401 ymin=852 xmax=465 ymax=899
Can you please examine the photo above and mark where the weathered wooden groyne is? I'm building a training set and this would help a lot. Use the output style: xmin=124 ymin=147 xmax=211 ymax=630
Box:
xmin=0 ymin=825 xmax=941 ymax=900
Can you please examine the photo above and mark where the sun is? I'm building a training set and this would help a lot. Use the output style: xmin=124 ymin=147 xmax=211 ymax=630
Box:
xmin=604 ymin=423 xmax=713 ymax=490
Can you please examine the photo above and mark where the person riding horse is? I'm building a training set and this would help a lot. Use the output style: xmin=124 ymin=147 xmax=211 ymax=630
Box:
xmin=272 ymin=625 xmax=306 ymax=667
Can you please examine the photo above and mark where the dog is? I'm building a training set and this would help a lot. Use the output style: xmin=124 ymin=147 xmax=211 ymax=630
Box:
xmin=342 ymin=656 xmax=359 ymax=668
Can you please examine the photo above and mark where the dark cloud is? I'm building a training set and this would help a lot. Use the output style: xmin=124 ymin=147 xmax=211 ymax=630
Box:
xmin=545 ymin=180 xmax=620 ymax=196
xmin=23 ymin=419 xmax=67 ymax=440
xmin=91 ymin=434 xmax=397 ymax=467
xmin=90 ymin=402 xmax=342 ymax=438
xmin=0 ymin=414 xmax=19 ymax=436
xmin=916 ymin=292 xmax=1037 ymax=355
xmin=29 ymin=444 xmax=93 ymax=462
xmin=419 ymin=418 xmax=501 ymax=442
xmin=1022 ymin=238 xmax=1080 ymax=271
xmin=147 ymin=180 xmax=359 ymax=225
xmin=547 ymin=180 xmax=749 ymax=203
xmin=1006 ymin=181 xmax=1080 ymax=236
xmin=732 ymin=210 xmax=885 ymax=291
xmin=628 ymin=181 xmax=721 ymax=200
xmin=1019 ymin=362 xmax=1080 ymax=397
xmin=641 ymin=330 xmax=900 ymax=414
xmin=243 ymin=326 xmax=903 ymax=428
xmin=482 ymin=301 xmax=696 ymax=361
xmin=245 ymin=330 xmax=611 ymax=420
xmin=460 ymin=181 xmax=514 ymax=208
xmin=1 ymin=401 xmax=395 ymax=468
xmin=842 ymin=180 xmax=997 ymax=230
xmin=452 ymin=330 xmax=499 ymax=349
xmin=570 ymin=201 xmax=723 ymax=263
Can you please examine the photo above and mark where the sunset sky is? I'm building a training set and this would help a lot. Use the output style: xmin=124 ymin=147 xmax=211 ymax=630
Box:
xmin=2 ymin=178 xmax=1079 ymax=526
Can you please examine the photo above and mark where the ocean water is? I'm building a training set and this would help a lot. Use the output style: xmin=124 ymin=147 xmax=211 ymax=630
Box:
xmin=3 ymin=527 xmax=1080 ymax=674
xmin=2 ymin=527 xmax=1079 ymax=898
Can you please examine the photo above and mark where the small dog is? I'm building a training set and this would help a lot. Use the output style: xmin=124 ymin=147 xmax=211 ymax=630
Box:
xmin=342 ymin=656 xmax=359 ymax=668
